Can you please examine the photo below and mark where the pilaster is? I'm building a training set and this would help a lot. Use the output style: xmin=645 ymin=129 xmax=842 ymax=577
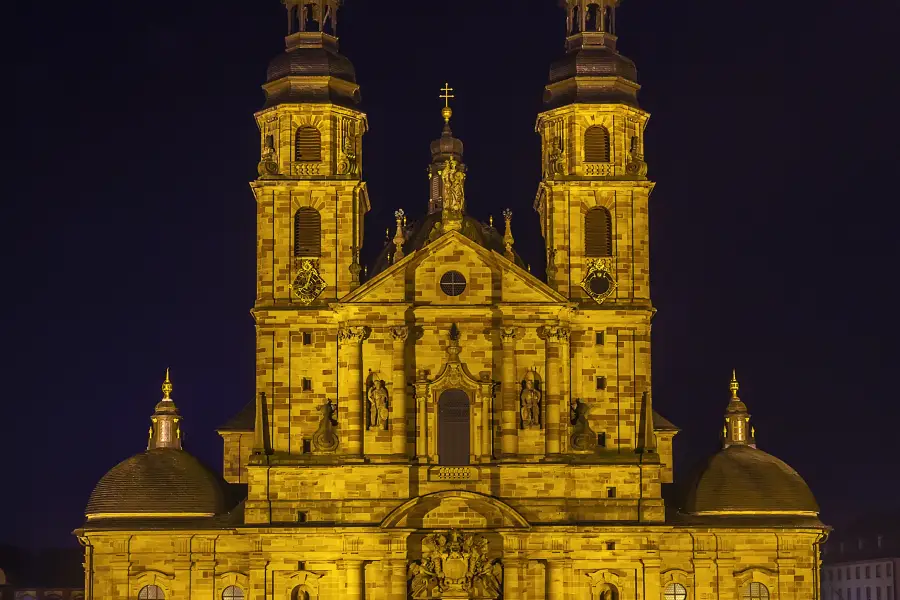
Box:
xmin=500 ymin=327 xmax=519 ymax=456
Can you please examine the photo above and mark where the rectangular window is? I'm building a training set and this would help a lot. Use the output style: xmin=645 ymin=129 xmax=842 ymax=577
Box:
xmin=858 ymin=568 xmax=862 ymax=579
xmin=302 ymin=331 xmax=312 ymax=345
xmin=596 ymin=376 xmax=607 ymax=390
xmin=596 ymin=331 xmax=605 ymax=345
xmin=597 ymin=432 xmax=607 ymax=447
xmin=878 ymin=587 xmax=882 ymax=600
xmin=888 ymin=564 xmax=892 ymax=577
xmin=302 ymin=439 xmax=312 ymax=453
xmin=848 ymin=568 xmax=852 ymax=580
xmin=877 ymin=566 xmax=882 ymax=578
xmin=605 ymin=541 xmax=615 ymax=550
xmin=886 ymin=586 xmax=891 ymax=600
xmin=302 ymin=377 xmax=312 ymax=391
xmin=840 ymin=570 xmax=843 ymax=581
xmin=867 ymin=567 xmax=872 ymax=578
xmin=607 ymin=487 xmax=616 ymax=498
xmin=868 ymin=587 xmax=872 ymax=600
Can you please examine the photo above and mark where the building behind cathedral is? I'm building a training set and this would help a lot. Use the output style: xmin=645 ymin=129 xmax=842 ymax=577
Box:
xmin=76 ymin=1 xmax=828 ymax=598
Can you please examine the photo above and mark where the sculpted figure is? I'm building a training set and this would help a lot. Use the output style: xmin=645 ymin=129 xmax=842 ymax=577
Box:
xmin=367 ymin=379 xmax=389 ymax=430
xmin=570 ymin=397 xmax=598 ymax=451
xmin=520 ymin=369 xmax=542 ymax=428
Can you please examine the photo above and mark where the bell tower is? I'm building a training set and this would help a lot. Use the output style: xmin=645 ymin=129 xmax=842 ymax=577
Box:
xmin=251 ymin=0 xmax=370 ymax=306
xmin=534 ymin=0 xmax=652 ymax=306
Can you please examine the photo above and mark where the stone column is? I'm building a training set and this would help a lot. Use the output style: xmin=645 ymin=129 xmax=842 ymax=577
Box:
xmin=339 ymin=326 xmax=368 ymax=457
xmin=343 ymin=559 xmax=364 ymax=600
xmin=390 ymin=326 xmax=409 ymax=456
xmin=547 ymin=559 xmax=566 ymax=600
xmin=542 ymin=327 xmax=562 ymax=455
xmin=415 ymin=373 xmax=429 ymax=461
xmin=500 ymin=327 xmax=519 ymax=456
xmin=558 ymin=328 xmax=571 ymax=453
xmin=504 ymin=558 xmax=521 ymax=599
xmin=391 ymin=560 xmax=407 ymax=600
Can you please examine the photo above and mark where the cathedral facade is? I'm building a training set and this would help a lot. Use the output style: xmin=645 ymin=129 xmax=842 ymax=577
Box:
xmin=77 ymin=1 xmax=828 ymax=599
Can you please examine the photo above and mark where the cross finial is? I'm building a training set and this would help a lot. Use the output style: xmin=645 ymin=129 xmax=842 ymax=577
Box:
xmin=439 ymin=82 xmax=455 ymax=124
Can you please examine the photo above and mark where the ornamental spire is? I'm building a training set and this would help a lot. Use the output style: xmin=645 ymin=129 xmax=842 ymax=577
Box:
xmin=427 ymin=83 xmax=466 ymax=217
xmin=502 ymin=209 xmax=515 ymax=260
xmin=148 ymin=369 xmax=183 ymax=451
xmin=722 ymin=370 xmax=756 ymax=449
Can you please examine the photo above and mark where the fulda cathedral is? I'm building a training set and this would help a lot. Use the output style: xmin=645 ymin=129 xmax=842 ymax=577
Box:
xmin=77 ymin=1 xmax=827 ymax=599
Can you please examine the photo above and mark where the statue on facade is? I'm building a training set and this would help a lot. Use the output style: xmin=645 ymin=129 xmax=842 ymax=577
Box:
xmin=367 ymin=379 xmax=389 ymax=430
xmin=570 ymin=397 xmax=598 ymax=451
xmin=440 ymin=157 xmax=466 ymax=218
xmin=408 ymin=531 xmax=502 ymax=599
xmin=312 ymin=399 xmax=339 ymax=452
xmin=520 ymin=369 xmax=542 ymax=429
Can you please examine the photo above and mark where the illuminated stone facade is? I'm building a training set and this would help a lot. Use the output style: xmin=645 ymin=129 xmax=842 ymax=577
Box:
xmin=77 ymin=1 xmax=828 ymax=599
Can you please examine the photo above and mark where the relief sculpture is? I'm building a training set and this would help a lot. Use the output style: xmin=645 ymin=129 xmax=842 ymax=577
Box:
xmin=408 ymin=530 xmax=502 ymax=599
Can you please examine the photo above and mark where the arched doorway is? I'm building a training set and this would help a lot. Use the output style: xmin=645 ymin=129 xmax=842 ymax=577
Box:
xmin=438 ymin=389 xmax=470 ymax=465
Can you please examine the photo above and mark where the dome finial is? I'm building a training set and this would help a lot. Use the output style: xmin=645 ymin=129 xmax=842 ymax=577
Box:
xmin=162 ymin=367 xmax=173 ymax=401
xmin=729 ymin=369 xmax=739 ymax=399
xmin=722 ymin=369 xmax=755 ymax=449
xmin=440 ymin=82 xmax=455 ymax=127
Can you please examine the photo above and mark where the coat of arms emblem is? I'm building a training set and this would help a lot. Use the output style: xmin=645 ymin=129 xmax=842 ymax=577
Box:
xmin=408 ymin=531 xmax=502 ymax=599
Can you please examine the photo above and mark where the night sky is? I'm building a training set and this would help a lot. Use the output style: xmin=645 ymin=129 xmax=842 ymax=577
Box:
xmin=4 ymin=0 xmax=899 ymax=549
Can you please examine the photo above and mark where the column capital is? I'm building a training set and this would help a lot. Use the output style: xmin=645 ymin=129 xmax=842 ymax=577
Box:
xmin=390 ymin=325 xmax=409 ymax=343
xmin=539 ymin=325 xmax=570 ymax=343
xmin=339 ymin=325 xmax=370 ymax=345
xmin=500 ymin=327 xmax=518 ymax=347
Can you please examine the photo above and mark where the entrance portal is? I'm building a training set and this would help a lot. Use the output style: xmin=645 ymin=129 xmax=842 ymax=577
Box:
xmin=438 ymin=389 xmax=470 ymax=466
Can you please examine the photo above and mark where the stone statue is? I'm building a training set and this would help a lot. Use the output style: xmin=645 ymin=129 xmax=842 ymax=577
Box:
xmin=570 ymin=397 xmax=597 ymax=451
xmin=440 ymin=157 xmax=466 ymax=214
xmin=520 ymin=369 xmax=542 ymax=429
xmin=312 ymin=399 xmax=339 ymax=452
xmin=367 ymin=379 xmax=389 ymax=430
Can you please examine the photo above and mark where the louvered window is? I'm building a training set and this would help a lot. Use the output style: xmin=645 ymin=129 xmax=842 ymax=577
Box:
xmin=743 ymin=583 xmax=770 ymax=600
xmin=294 ymin=208 xmax=321 ymax=257
xmin=584 ymin=125 xmax=611 ymax=162
xmin=585 ymin=207 xmax=612 ymax=257
xmin=294 ymin=126 xmax=321 ymax=162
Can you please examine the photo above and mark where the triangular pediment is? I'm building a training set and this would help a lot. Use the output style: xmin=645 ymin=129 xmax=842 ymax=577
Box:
xmin=341 ymin=230 xmax=566 ymax=305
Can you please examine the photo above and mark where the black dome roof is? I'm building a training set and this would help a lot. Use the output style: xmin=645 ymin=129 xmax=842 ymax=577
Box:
xmin=86 ymin=448 xmax=228 ymax=520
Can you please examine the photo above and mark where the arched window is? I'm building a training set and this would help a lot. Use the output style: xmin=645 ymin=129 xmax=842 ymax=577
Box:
xmin=138 ymin=585 xmax=165 ymax=600
xmin=743 ymin=582 xmax=770 ymax=600
xmin=585 ymin=125 xmax=611 ymax=163
xmin=223 ymin=586 xmax=245 ymax=600
xmin=438 ymin=389 xmax=470 ymax=466
xmin=585 ymin=206 xmax=613 ymax=257
xmin=295 ymin=126 xmax=322 ymax=162
xmin=294 ymin=208 xmax=322 ymax=257
xmin=664 ymin=583 xmax=688 ymax=600
xmin=292 ymin=588 xmax=311 ymax=600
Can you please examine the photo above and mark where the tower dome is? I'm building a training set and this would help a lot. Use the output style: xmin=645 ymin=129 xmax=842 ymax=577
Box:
xmin=85 ymin=371 xmax=229 ymax=521
xmin=681 ymin=372 xmax=820 ymax=517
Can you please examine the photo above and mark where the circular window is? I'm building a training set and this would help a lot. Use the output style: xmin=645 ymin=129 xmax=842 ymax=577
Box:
xmin=440 ymin=271 xmax=467 ymax=296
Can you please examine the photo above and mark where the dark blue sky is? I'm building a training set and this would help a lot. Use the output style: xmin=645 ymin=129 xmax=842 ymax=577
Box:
xmin=3 ymin=0 xmax=898 ymax=548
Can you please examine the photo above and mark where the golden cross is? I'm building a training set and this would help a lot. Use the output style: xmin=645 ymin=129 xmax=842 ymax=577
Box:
xmin=440 ymin=82 xmax=455 ymax=108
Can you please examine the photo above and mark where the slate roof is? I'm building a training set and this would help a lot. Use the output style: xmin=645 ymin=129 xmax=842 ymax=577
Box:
xmin=682 ymin=444 xmax=820 ymax=516
xmin=85 ymin=448 xmax=229 ymax=519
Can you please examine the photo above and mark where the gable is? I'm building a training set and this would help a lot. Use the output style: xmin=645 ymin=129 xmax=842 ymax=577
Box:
xmin=341 ymin=230 xmax=566 ymax=305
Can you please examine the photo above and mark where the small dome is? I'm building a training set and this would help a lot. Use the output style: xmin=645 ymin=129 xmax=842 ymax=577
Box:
xmin=682 ymin=445 xmax=819 ymax=516
xmin=263 ymin=34 xmax=360 ymax=109
xmin=86 ymin=448 xmax=228 ymax=520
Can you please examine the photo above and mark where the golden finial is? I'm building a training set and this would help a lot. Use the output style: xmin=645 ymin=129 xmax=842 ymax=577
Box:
xmin=729 ymin=369 xmax=740 ymax=399
xmin=439 ymin=82 xmax=454 ymax=124
xmin=162 ymin=368 xmax=173 ymax=400
xmin=489 ymin=215 xmax=494 ymax=228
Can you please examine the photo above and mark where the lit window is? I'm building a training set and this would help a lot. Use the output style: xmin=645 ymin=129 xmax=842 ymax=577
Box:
xmin=223 ymin=586 xmax=245 ymax=600
xmin=743 ymin=582 xmax=770 ymax=600
xmin=664 ymin=583 xmax=688 ymax=600
xmin=139 ymin=586 xmax=165 ymax=600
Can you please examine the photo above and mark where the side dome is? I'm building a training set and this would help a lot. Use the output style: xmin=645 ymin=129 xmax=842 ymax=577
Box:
xmin=86 ymin=448 xmax=228 ymax=520
xmin=682 ymin=444 xmax=819 ymax=516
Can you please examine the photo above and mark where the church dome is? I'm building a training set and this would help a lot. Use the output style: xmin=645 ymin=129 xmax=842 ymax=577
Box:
xmin=86 ymin=448 xmax=228 ymax=520
xmin=682 ymin=444 xmax=819 ymax=516
xmin=263 ymin=33 xmax=360 ymax=109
